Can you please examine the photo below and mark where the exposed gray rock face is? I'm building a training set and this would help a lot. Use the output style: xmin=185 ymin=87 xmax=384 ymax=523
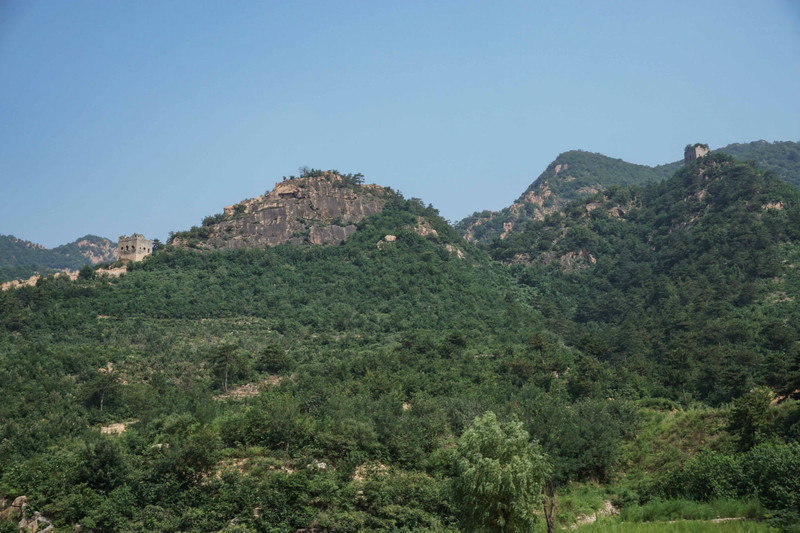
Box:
xmin=173 ymin=173 xmax=387 ymax=249
xmin=308 ymin=224 xmax=358 ymax=245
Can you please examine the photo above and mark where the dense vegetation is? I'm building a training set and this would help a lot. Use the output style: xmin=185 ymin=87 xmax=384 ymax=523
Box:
xmin=2 ymin=158 xmax=800 ymax=532
xmin=719 ymin=140 xmax=800 ymax=189
xmin=457 ymin=140 xmax=800 ymax=244
xmin=0 ymin=234 xmax=114 ymax=283
xmin=1 ymin=196 xmax=560 ymax=532
xmin=456 ymin=151 xmax=669 ymax=242
xmin=517 ymin=151 xmax=671 ymax=204
xmin=493 ymin=154 xmax=800 ymax=404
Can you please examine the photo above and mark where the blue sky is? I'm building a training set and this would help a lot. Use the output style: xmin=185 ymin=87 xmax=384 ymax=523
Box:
xmin=1 ymin=0 xmax=798 ymax=247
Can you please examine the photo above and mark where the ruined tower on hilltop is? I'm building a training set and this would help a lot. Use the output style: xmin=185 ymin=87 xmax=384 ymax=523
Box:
xmin=117 ymin=234 xmax=152 ymax=264
xmin=684 ymin=143 xmax=710 ymax=165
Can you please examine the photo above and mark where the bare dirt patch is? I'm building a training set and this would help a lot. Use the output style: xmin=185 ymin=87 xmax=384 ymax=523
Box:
xmin=213 ymin=376 xmax=284 ymax=400
xmin=100 ymin=420 xmax=136 ymax=436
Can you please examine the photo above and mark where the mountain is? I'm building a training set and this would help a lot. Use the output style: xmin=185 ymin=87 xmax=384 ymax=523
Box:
xmin=458 ymin=140 xmax=800 ymax=243
xmin=456 ymin=150 xmax=672 ymax=242
xmin=51 ymin=235 xmax=118 ymax=264
xmin=718 ymin=139 xmax=800 ymax=187
xmin=169 ymin=170 xmax=389 ymax=249
xmin=0 ymin=234 xmax=116 ymax=282
xmin=1 ymin=164 xmax=798 ymax=531
xmin=0 ymin=186 xmax=562 ymax=531
xmin=491 ymin=152 xmax=800 ymax=404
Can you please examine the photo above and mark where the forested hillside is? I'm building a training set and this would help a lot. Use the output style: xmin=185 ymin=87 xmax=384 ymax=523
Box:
xmin=719 ymin=140 xmax=800 ymax=188
xmin=0 ymin=194 xmax=562 ymax=532
xmin=458 ymin=140 xmax=800 ymax=244
xmin=0 ymin=234 xmax=116 ymax=282
xmin=492 ymin=153 xmax=800 ymax=404
xmin=1 ymin=164 xmax=799 ymax=532
xmin=456 ymin=151 xmax=668 ymax=243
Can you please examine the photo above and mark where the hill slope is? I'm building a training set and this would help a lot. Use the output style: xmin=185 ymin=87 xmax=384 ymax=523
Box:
xmin=0 ymin=234 xmax=116 ymax=282
xmin=492 ymin=152 xmax=800 ymax=404
xmin=456 ymin=150 xmax=668 ymax=242
xmin=1 ymin=192 xmax=577 ymax=531
xmin=1 ymin=165 xmax=799 ymax=531
xmin=719 ymin=139 xmax=800 ymax=187
xmin=458 ymin=140 xmax=800 ymax=243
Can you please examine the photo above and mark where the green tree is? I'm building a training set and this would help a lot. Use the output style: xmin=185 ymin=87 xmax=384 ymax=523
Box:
xmin=257 ymin=343 xmax=291 ymax=373
xmin=210 ymin=343 xmax=247 ymax=393
xmin=528 ymin=332 xmax=550 ymax=365
xmin=741 ymin=442 xmax=800 ymax=511
xmin=84 ymin=368 xmax=120 ymax=413
xmin=728 ymin=387 xmax=774 ymax=451
xmin=453 ymin=411 xmax=551 ymax=533
xmin=76 ymin=437 xmax=128 ymax=494
xmin=78 ymin=264 xmax=95 ymax=281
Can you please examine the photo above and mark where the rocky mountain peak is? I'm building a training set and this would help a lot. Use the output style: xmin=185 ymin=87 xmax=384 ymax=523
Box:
xmin=171 ymin=172 xmax=390 ymax=249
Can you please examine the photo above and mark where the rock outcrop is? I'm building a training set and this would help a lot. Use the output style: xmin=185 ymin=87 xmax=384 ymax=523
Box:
xmin=0 ymin=496 xmax=54 ymax=532
xmin=172 ymin=172 xmax=388 ymax=249
xmin=0 ymin=234 xmax=117 ymax=285
xmin=0 ymin=495 xmax=27 ymax=521
xmin=18 ymin=510 xmax=53 ymax=532
xmin=51 ymin=235 xmax=117 ymax=264
xmin=456 ymin=150 xmax=672 ymax=243
xmin=68 ymin=237 xmax=117 ymax=264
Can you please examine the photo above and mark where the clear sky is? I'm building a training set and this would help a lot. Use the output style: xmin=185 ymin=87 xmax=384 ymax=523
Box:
xmin=1 ymin=0 xmax=799 ymax=247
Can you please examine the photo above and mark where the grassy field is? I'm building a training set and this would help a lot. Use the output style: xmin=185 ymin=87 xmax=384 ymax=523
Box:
xmin=578 ymin=520 xmax=774 ymax=533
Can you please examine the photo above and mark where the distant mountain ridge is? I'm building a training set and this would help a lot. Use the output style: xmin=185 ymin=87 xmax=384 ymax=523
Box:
xmin=457 ymin=140 xmax=800 ymax=243
xmin=718 ymin=140 xmax=800 ymax=186
xmin=456 ymin=150 xmax=673 ymax=242
xmin=0 ymin=234 xmax=116 ymax=282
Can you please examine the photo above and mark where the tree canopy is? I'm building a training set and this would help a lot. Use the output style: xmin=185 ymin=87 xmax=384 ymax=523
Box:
xmin=453 ymin=412 xmax=551 ymax=533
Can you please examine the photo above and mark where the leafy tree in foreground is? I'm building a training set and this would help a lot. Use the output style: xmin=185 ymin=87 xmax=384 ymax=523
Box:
xmin=453 ymin=411 xmax=551 ymax=533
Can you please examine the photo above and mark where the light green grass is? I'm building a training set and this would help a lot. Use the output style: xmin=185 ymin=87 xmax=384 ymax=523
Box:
xmin=556 ymin=482 xmax=608 ymax=525
xmin=620 ymin=498 xmax=766 ymax=522
xmin=578 ymin=520 xmax=774 ymax=533
xmin=616 ymin=407 xmax=731 ymax=485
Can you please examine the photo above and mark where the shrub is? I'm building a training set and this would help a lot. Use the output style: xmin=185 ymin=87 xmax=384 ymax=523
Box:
xmin=741 ymin=442 xmax=800 ymax=510
xmin=677 ymin=450 xmax=744 ymax=501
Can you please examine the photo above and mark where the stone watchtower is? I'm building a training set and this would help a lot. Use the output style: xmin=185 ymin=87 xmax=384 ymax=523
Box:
xmin=117 ymin=234 xmax=153 ymax=264
xmin=684 ymin=143 xmax=710 ymax=165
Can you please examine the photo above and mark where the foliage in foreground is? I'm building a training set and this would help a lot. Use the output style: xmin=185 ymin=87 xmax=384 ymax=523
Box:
xmin=453 ymin=412 xmax=551 ymax=533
